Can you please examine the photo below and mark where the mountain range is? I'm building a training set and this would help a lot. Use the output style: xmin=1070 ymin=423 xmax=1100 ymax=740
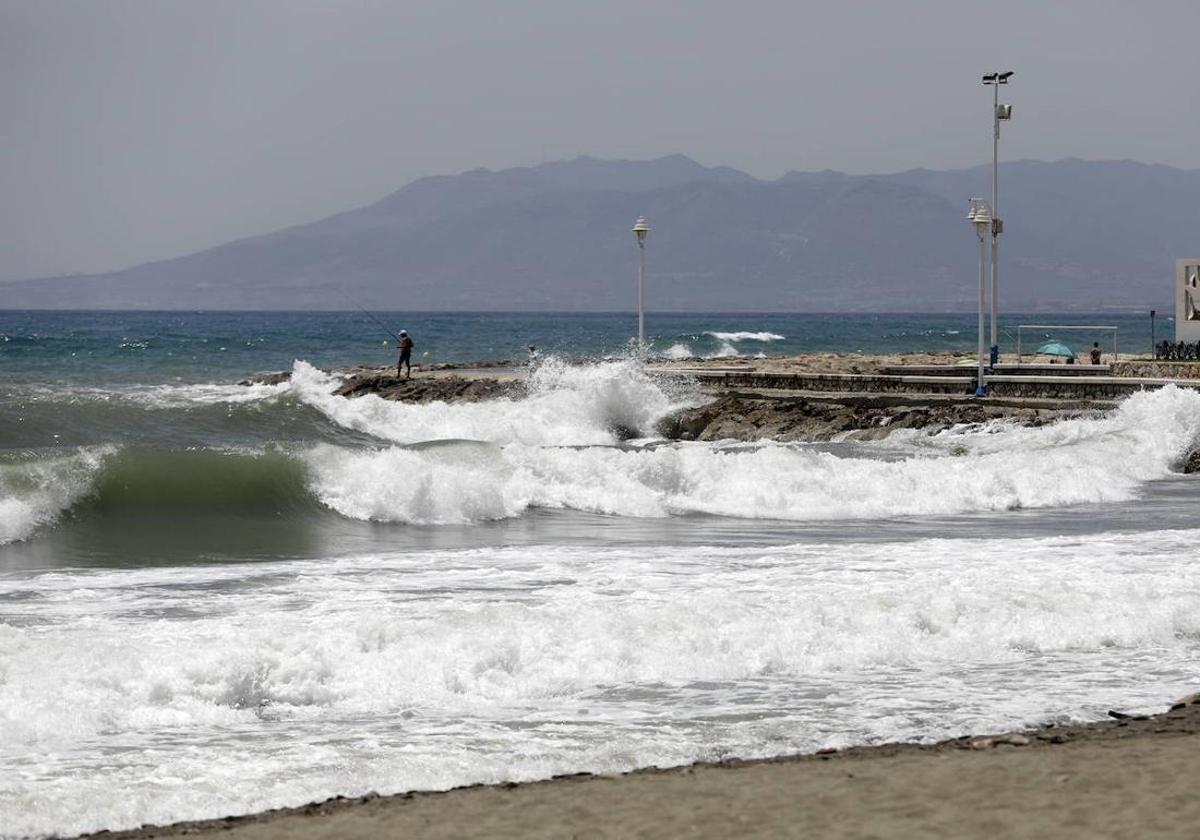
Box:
xmin=2 ymin=154 xmax=1191 ymax=312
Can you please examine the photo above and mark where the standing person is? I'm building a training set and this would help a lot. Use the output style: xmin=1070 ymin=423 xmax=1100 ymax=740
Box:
xmin=397 ymin=330 xmax=414 ymax=378
xmin=1090 ymin=342 xmax=1102 ymax=365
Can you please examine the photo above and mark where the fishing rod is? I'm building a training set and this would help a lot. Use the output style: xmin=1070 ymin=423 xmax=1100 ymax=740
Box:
xmin=354 ymin=305 xmax=402 ymax=343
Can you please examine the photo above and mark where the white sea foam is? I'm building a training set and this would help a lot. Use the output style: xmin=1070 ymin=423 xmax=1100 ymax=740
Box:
xmin=662 ymin=343 xmax=694 ymax=360
xmin=305 ymin=441 xmax=521 ymax=524
xmin=5 ymin=380 xmax=291 ymax=409
xmin=297 ymin=386 xmax=1200 ymax=525
xmin=706 ymin=331 xmax=786 ymax=342
xmin=5 ymin=381 xmax=1199 ymax=536
xmin=290 ymin=357 xmax=692 ymax=446
xmin=709 ymin=341 xmax=741 ymax=358
xmin=0 ymin=447 xmax=111 ymax=544
xmin=3 ymin=530 xmax=1199 ymax=836
xmin=133 ymin=380 xmax=292 ymax=408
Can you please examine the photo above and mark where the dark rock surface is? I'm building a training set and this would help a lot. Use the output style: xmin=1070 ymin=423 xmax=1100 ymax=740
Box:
xmin=656 ymin=395 xmax=1075 ymax=442
xmin=238 ymin=371 xmax=293 ymax=386
xmin=239 ymin=365 xmax=523 ymax=403
xmin=333 ymin=372 xmax=521 ymax=403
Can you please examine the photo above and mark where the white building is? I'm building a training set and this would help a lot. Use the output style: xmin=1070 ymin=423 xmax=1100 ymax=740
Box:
xmin=1177 ymin=259 xmax=1200 ymax=342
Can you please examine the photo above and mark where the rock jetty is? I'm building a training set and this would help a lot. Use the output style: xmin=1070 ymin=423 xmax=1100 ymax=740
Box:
xmin=332 ymin=370 xmax=519 ymax=403
xmin=243 ymin=359 xmax=1098 ymax=443
xmin=654 ymin=394 xmax=1075 ymax=442
xmin=240 ymin=365 xmax=523 ymax=404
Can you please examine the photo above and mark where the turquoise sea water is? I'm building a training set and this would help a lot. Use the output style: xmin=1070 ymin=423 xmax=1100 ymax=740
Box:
xmin=1 ymin=309 xmax=1196 ymax=839
xmin=0 ymin=310 xmax=1162 ymax=385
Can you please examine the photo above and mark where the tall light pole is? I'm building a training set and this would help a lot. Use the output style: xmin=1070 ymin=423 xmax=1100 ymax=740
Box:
xmin=968 ymin=199 xmax=993 ymax=396
xmin=632 ymin=216 xmax=650 ymax=347
xmin=982 ymin=71 xmax=1013 ymax=366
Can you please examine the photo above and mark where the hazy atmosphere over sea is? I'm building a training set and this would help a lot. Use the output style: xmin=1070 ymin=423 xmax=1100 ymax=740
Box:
xmin=3 ymin=2 xmax=1200 ymax=838
xmin=3 ymin=0 xmax=1200 ymax=294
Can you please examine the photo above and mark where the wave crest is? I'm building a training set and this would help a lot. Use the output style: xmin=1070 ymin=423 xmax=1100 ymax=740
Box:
xmin=706 ymin=331 xmax=785 ymax=342
xmin=0 ymin=448 xmax=111 ymax=544
xmin=5 ymin=386 xmax=1200 ymax=537
xmin=290 ymin=358 xmax=692 ymax=446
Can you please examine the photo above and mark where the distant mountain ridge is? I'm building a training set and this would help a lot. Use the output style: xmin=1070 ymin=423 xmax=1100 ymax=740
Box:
xmin=2 ymin=154 xmax=1190 ymax=312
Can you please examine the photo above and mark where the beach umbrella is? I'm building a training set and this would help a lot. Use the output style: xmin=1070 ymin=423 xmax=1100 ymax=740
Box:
xmin=1036 ymin=341 xmax=1075 ymax=359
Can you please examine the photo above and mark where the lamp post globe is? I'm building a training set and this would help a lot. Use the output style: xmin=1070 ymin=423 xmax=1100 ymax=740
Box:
xmin=633 ymin=216 xmax=650 ymax=244
xmin=632 ymin=216 xmax=650 ymax=347
xmin=968 ymin=199 xmax=992 ymax=396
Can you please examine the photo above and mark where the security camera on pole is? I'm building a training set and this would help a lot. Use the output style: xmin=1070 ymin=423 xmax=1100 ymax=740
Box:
xmin=981 ymin=71 xmax=1013 ymax=367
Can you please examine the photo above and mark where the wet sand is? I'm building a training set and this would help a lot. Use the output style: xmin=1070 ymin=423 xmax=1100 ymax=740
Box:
xmin=84 ymin=698 xmax=1200 ymax=840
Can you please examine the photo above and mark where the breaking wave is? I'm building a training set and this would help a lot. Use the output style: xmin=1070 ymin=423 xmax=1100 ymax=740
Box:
xmin=0 ymin=448 xmax=111 ymax=543
xmin=289 ymin=357 xmax=691 ymax=446
xmin=290 ymin=378 xmax=1200 ymax=525
xmin=4 ymin=375 xmax=1200 ymax=540
xmin=299 ymin=384 xmax=1200 ymax=524
xmin=706 ymin=331 xmax=786 ymax=342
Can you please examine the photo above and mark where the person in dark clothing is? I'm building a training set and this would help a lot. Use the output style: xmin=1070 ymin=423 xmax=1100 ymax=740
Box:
xmin=397 ymin=330 xmax=414 ymax=378
xmin=1090 ymin=342 xmax=1102 ymax=365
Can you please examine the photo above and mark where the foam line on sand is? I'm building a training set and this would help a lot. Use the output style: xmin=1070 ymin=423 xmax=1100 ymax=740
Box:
xmin=80 ymin=696 xmax=1200 ymax=840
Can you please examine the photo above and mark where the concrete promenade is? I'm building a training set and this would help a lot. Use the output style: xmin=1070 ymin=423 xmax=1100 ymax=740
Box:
xmin=656 ymin=362 xmax=1200 ymax=402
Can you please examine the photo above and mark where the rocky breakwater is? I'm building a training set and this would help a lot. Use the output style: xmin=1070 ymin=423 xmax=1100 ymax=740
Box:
xmin=240 ymin=358 xmax=1200 ymax=472
xmin=241 ymin=365 xmax=522 ymax=403
xmin=656 ymin=394 xmax=1080 ymax=442
xmin=332 ymin=369 xmax=520 ymax=403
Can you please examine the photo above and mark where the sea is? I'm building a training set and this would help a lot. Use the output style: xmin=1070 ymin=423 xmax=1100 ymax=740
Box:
xmin=1 ymin=310 xmax=1197 ymax=838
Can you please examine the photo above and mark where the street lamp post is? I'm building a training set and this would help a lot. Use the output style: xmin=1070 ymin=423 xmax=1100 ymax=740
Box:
xmin=968 ymin=199 xmax=993 ymax=396
xmin=981 ymin=70 xmax=1013 ymax=367
xmin=632 ymin=216 xmax=650 ymax=347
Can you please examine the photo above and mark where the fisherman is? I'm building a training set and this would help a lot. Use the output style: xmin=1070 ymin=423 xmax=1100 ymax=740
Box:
xmin=1090 ymin=342 xmax=1102 ymax=365
xmin=397 ymin=330 xmax=414 ymax=378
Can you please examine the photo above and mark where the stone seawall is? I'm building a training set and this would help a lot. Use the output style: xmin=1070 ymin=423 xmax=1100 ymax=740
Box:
xmin=674 ymin=370 xmax=1200 ymax=401
xmin=983 ymin=376 xmax=1198 ymax=399
xmin=1110 ymin=361 xmax=1200 ymax=379
xmin=675 ymin=370 xmax=979 ymax=396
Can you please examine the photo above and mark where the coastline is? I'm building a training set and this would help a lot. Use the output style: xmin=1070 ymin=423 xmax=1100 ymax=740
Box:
xmin=80 ymin=696 xmax=1200 ymax=839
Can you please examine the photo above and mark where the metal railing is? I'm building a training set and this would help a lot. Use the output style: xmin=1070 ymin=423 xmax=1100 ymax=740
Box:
xmin=1155 ymin=340 xmax=1200 ymax=361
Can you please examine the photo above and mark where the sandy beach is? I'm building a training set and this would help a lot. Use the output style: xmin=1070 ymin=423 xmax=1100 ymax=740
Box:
xmin=82 ymin=697 xmax=1200 ymax=840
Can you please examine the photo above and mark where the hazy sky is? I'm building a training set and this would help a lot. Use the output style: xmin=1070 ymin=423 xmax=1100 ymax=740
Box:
xmin=3 ymin=0 xmax=1199 ymax=281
